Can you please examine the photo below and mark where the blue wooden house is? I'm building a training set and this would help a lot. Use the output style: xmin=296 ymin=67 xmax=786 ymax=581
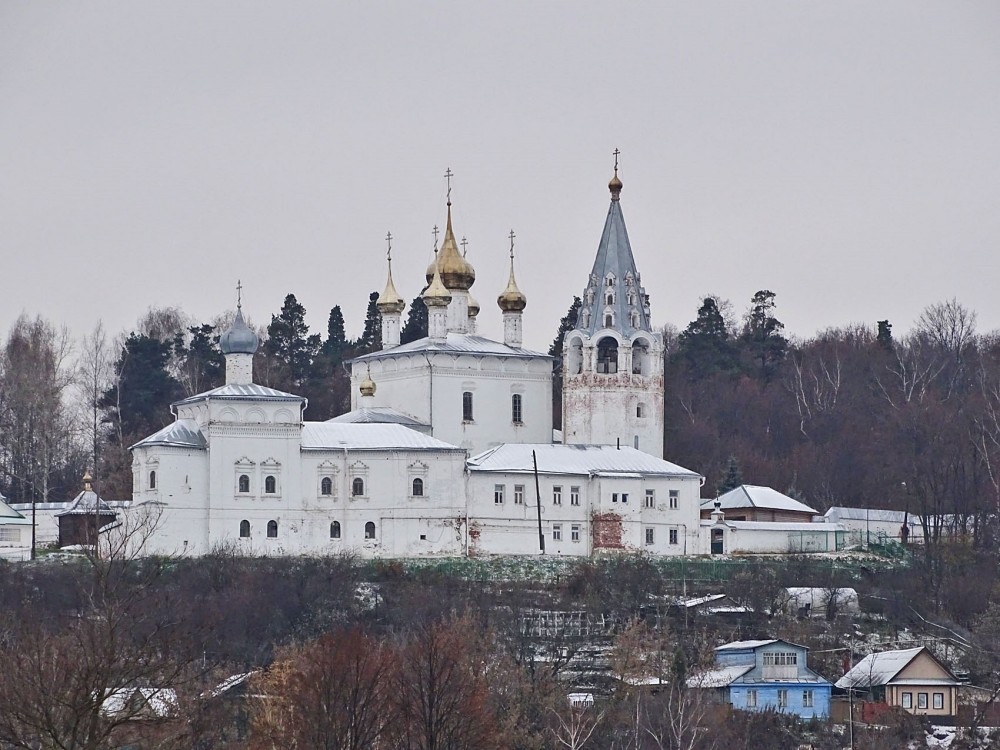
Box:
xmin=689 ymin=639 xmax=831 ymax=719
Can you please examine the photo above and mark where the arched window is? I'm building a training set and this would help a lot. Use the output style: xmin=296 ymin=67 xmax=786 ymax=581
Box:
xmin=596 ymin=336 xmax=619 ymax=374
xmin=412 ymin=477 xmax=424 ymax=496
xmin=352 ymin=477 xmax=364 ymax=497
xmin=462 ymin=391 xmax=474 ymax=421
xmin=606 ymin=292 xmax=614 ymax=305
xmin=238 ymin=474 xmax=250 ymax=493
xmin=581 ymin=309 xmax=590 ymax=328
xmin=330 ymin=521 xmax=341 ymax=539
xmin=239 ymin=520 xmax=250 ymax=538
xmin=511 ymin=394 xmax=523 ymax=424
xmin=604 ymin=313 xmax=613 ymax=328
xmin=320 ymin=477 xmax=333 ymax=496
xmin=264 ymin=475 xmax=276 ymax=494
xmin=606 ymin=276 xmax=614 ymax=287
xmin=632 ymin=337 xmax=651 ymax=376
xmin=266 ymin=520 xmax=278 ymax=538
xmin=365 ymin=521 xmax=376 ymax=539
xmin=630 ymin=311 xmax=639 ymax=327
xmin=148 ymin=470 xmax=157 ymax=490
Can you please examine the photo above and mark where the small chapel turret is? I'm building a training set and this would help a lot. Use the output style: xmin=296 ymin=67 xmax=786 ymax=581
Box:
xmin=561 ymin=153 xmax=665 ymax=457
xmin=377 ymin=232 xmax=406 ymax=349
xmin=219 ymin=282 xmax=259 ymax=385
xmin=497 ymin=230 xmax=527 ymax=348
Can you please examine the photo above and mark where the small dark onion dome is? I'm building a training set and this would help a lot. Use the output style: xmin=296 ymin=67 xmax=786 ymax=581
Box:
xmin=220 ymin=308 xmax=259 ymax=355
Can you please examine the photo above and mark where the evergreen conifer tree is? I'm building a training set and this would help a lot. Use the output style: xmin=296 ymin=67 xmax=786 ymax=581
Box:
xmin=876 ymin=319 xmax=893 ymax=350
xmin=717 ymin=455 xmax=743 ymax=495
xmin=741 ymin=290 xmax=788 ymax=380
xmin=354 ymin=292 xmax=382 ymax=354
xmin=677 ymin=297 xmax=737 ymax=377
xmin=265 ymin=294 xmax=321 ymax=387
xmin=400 ymin=291 xmax=429 ymax=344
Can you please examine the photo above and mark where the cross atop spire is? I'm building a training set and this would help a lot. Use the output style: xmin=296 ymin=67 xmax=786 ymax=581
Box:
xmin=613 ymin=147 xmax=620 ymax=175
xmin=432 ymin=224 xmax=440 ymax=250
xmin=444 ymin=167 xmax=453 ymax=205
xmin=385 ymin=231 xmax=393 ymax=261
xmin=236 ymin=279 xmax=243 ymax=310
xmin=508 ymin=229 xmax=516 ymax=259
xmin=609 ymin=148 xmax=623 ymax=200
xmin=461 ymin=236 xmax=468 ymax=257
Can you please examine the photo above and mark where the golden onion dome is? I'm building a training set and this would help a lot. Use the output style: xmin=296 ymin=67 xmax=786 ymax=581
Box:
xmin=376 ymin=258 xmax=405 ymax=314
xmin=609 ymin=170 xmax=623 ymax=200
xmin=467 ymin=292 xmax=480 ymax=317
xmin=424 ymin=203 xmax=475 ymax=291
xmin=422 ymin=260 xmax=452 ymax=308
xmin=359 ymin=372 xmax=376 ymax=397
xmin=497 ymin=254 xmax=527 ymax=312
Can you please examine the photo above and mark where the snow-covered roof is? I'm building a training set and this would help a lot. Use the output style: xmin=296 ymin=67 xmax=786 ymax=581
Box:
xmin=301 ymin=423 xmax=462 ymax=451
xmin=835 ymin=647 xmax=957 ymax=690
xmin=0 ymin=497 xmax=29 ymax=524
xmin=351 ymin=332 xmax=549 ymax=362
xmin=131 ymin=419 xmax=207 ymax=450
xmin=824 ymin=506 xmax=917 ymax=524
xmin=707 ymin=485 xmax=818 ymax=515
xmin=715 ymin=639 xmax=779 ymax=652
xmin=56 ymin=489 xmax=116 ymax=517
xmin=687 ymin=664 xmax=754 ymax=688
xmin=327 ymin=407 xmax=430 ymax=429
xmin=703 ymin=520 xmax=843 ymax=532
xmin=102 ymin=687 xmax=177 ymax=718
xmin=467 ymin=443 xmax=701 ymax=478
xmin=173 ymin=382 xmax=303 ymax=406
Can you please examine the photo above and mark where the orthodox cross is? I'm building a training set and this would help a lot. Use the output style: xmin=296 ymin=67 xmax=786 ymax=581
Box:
xmin=508 ymin=229 xmax=516 ymax=259
xmin=236 ymin=279 xmax=243 ymax=309
xmin=444 ymin=167 xmax=453 ymax=203
xmin=432 ymin=224 xmax=440 ymax=250
xmin=461 ymin=236 xmax=468 ymax=257
xmin=613 ymin=148 xmax=620 ymax=175
xmin=385 ymin=231 xmax=393 ymax=261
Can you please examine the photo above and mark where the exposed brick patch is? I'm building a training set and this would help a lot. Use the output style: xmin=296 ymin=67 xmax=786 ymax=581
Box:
xmin=592 ymin=512 xmax=624 ymax=549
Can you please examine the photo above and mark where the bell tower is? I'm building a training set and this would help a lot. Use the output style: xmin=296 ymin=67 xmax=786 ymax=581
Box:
xmin=561 ymin=154 xmax=664 ymax=457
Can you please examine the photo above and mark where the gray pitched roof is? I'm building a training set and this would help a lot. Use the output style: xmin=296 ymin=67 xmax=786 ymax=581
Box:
xmin=56 ymin=489 xmax=116 ymax=517
xmin=173 ymin=383 xmax=304 ymax=407
xmin=131 ymin=419 xmax=208 ymax=450
xmin=327 ymin=407 xmax=430 ymax=429
xmin=467 ymin=443 xmax=700 ymax=478
xmin=707 ymin=485 xmax=819 ymax=515
xmin=350 ymin=333 xmax=548 ymax=362
xmin=575 ymin=190 xmax=652 ymax=337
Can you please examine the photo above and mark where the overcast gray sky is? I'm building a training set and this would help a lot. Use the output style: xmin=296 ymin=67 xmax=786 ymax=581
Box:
xmin=2 ymin=1 xmax=999 ymax=352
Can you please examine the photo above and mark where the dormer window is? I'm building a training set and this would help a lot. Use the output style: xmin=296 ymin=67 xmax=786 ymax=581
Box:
xmin=606 ymin=292 xmax=614 ymax=305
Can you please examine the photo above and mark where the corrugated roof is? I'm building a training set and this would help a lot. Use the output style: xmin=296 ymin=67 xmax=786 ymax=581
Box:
xmin=351 ymin=333 xmax=549 ymax=362
xmin=710 ymin=520 xmax=844 ymax=532
xmin=327 ymin=407 xmax=429 ymax=428
xmin=174 ymin=383 xmax=303 ymax=406
xmin=687 ymin=664 xmax=754 ymax=688
xmin=825 ymin=506 xmax=916 ymax=524
xmin=131 ymin=419 xmax=207 ymax=450
xmin=715 ymin=639 xmax=779 ymax=652
xmin=467 ymin=443 xmax=701 ymax=478
xmin=835 ymin=647 xmax=937 ymax=690
xmin=56 ymin=490 xmax=116 ymax=517
xmin=301 ymin=423 xmax=462 ymax=451
xmin=0 ymin=497 xmax=28 ymax=523
xmin=709 ymin=485 xmax=818 ymax=515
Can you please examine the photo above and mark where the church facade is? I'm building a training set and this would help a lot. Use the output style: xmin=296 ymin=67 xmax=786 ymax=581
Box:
xmin=128 ymin=167 xmax=705 ymax=558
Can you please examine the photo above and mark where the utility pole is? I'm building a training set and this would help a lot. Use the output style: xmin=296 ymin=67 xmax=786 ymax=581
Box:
xmin=532 ymin=450 xmax=544 ymax=554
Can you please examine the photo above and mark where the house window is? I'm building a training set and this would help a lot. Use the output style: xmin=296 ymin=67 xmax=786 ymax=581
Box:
xmin=917 ymin=693 xmax=928 ymax=710
xmin=266 ymin=520 xmax=278 ymax=538
xmin=669 ymin=529 xmax=678 ymax=545
xmin=264 ymin=475 xmax=276 ymax=494
xmin=621 ymin=493 xmax=628 ymax=504
xmin=746 ymin=689 xmax=757 ymax=708
xmin=777 ymin=689 xmax=788 ymax=709
xmin=238 ymin=474 xmax=250 ymax=493
xmin=933 ymin=693 xmax=944 ymax=710
xmin=763 ymin=652 xmax=798 ymax=666
xmin=803 ymin=690 xmax=814 ymax=708
xmin=365 ymin=521 xmax=376 ymax=539
xmin=494 ymin=484 xmax=504 ymax=504
xmin=239 ymin=520 xmax=250 ymax=538
xmin=571 ymin=486 xmax=580 ymax=505
xmin=634 ymin=435 xmax=639 ymax=449
xmin=320 ymin=477 xmax=333 ymax=496
xmin=330 ymin=521 xmax=341 ymax=539
xmin=901 ymin=692 xmax=912 ymax=709
xmin=352 ymin=478 xmax=365 ymax=497
xmin=511 ymin=394 xmax=523 ymax=424
xmin=644 ymin=489 xmax=655 ymax=508
xmin=669 ymin=490 xmax=679 ymax=509
xmin=463 ymin=391 xmax=474 ymax=421
xmin=148 ymin=470 xmax=157 ymax=490
xmin=636 ymin=404 xmax=644 ymax=418
xmin=645 ymin=528 xmax=654 ymax=545
xmin=571 ymin=524 xmax=580 ymax=542
xmin=553 ymin=486 xmax=562 ymax=505
xmin=612 ymin=493 xmax=618 ymax=503
xmin=552 ymin=524 xmax=562 ymax=541
xmin=412 ymin=478 xmax=424 ymax=497
xmin=514 ymin=485 xmax=524 ymax=504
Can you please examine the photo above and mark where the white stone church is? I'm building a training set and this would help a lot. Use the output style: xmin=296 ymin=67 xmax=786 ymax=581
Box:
xmin=129 ymin=167 xmax=708 ymax=558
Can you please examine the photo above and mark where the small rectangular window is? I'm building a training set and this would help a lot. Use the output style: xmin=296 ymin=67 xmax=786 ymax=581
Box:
xmin=669 ymin=528 xmax=678 ymax=545
xmin=494 ymin=484 xmax=504 ymax=504
xmin=633 ymin=435 xmax=639 ymax=449
xmin=901 ymin=692 xmax=912 ymax=709
xmin=777 ymin=689 xmax=788 ymax=708
xmin=644 ymin=489 xmax=655 ymax=508
xmin=612 ymin=493 xmax=618 ymax=503
xmin=552 ymin=524 xmax=562 ymax=541
xmin=514 ymin=484 xmax=524 ymax=505
xmin=803 ymin=690 xmax=813 ymax=708
xmin=553 ymin=486 xmax=562 ymax=505
xmin=669 ymin=490 xmax=679 ymax=509
xmin=746 ymin=689 xmax=757 ymax=707
xmin=645 ymin=527 xmax=654 ymax=545
xmin=571 ymin=524 xmax=580 ymax=542
xmin=933 ymin=693 xmax=944 ymax=710
xmin=463 ymin=391 xmax=474 ymax=422
xmin=511 ymin=394 xmax=523 ymax=424
xmin=621 ymin=493 xmax=628 ymax=504
xmin=917 ymin=693 xmax=928 ymax=710
xmin=570 ymin=486 xmax=580 ymax=506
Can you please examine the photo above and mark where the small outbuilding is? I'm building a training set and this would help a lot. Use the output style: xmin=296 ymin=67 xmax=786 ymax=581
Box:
xmin=702 ymin=485 xmax=819 ymax=523
xmin=56 ymin=473 xmax=117 ymax=547
xmin=835 ymin=646 xmax=960 ymax=717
